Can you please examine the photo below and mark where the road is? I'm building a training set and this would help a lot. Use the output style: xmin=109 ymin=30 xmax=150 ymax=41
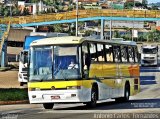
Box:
xmin=0 ymin=67 xmax=160 ymax=119
xmin=0 ymin=86 xmax=160 ymax=119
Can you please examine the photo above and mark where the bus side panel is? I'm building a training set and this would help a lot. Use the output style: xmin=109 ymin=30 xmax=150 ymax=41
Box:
xmin=119 ymin=63 xmax=140 ymax=96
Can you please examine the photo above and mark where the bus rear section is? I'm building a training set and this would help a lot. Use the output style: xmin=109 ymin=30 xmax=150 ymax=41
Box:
xmin=141 ymin=45 xmax=158 ymax=66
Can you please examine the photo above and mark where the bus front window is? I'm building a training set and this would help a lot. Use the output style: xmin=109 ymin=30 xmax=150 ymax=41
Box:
xmin=29 ymin=45 xmax=81 ymax=81
xmin=29 ymin=47 xmax=53 ymax=81
xmin=53 ymin=45 xmax=81 ymax=80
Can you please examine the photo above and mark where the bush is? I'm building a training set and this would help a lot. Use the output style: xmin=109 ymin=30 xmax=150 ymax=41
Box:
xmin=0 ymin=88 xmax=28 ymax=101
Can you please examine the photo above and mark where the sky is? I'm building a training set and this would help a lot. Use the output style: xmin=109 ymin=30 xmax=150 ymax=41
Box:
xmin=148 ymin=0 xmax=159 ymax=4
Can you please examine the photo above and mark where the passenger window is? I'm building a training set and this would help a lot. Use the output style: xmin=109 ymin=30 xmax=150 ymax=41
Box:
xmin=134 ymin=47 xmax=138 ymax=63
xmin=97 ymin=44 xmax=105 ymax=62
xmin=128 ymin=46 xmax=134 ymax=63
xmin=121 ymin=46 xmax=128 ymax=63
xmin=113 ymin=46 xmax=121 ymax=62
xmin=105 ymin=45 xmax=113 ymax=62
xmin=90 ymin=43 xmax=97 ymax=62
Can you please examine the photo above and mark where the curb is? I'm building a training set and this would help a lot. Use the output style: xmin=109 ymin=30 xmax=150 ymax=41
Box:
xmin=0 ymin=100 xmax=29 ymax=105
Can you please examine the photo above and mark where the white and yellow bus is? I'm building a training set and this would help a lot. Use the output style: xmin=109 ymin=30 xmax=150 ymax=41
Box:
xmin=28 ymin=36 xmax=140 ymax=109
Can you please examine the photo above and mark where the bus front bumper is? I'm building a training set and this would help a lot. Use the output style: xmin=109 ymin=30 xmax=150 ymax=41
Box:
xmin=28 ymin=89 xmax=90 ymax=104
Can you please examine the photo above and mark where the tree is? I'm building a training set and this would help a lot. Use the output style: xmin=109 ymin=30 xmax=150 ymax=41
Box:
xmin=142 ymin=0 xmax=148 ymax=8
xmin=52 ymin=24 xmax=64 ymax=33
xmin=22 ymin=7 xmax=30 ymax=16
xmin=113 ymin=30 xmax=120 ymax=38
xmin=146 ymin=29 xmax=160 ymax=42
xmin=124 ymin=2 xmax=134 ymax=9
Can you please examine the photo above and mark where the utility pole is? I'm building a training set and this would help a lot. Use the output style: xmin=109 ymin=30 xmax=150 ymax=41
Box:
xmin=76 ymin=0 xmax=78 ymax=36
xmin=110 ymin=0 xmax=113 ymax=40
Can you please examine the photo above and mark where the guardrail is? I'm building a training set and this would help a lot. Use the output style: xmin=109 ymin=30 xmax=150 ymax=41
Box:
xmin=0 ymin=9 xmax=160 ymax=25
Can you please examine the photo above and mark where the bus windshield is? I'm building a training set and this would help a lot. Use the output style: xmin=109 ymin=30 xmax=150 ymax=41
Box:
xmin=142 ymin=48 xmax=157 ymax=54
xmin=20 ymin=51 xmax=29 ymax=64
xmin=29 ymin=45 xmax=81 ymax=81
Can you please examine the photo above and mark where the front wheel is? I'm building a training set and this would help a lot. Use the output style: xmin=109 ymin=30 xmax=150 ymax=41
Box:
xmin=43 ymin=103 xmax=54 ymax=109
xmin=86 ymin=87 xmax=97 ymax=108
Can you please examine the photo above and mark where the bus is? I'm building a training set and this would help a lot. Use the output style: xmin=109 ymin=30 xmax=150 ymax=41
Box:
xmin=28 ymin=36 xmax=140 ymax=109
xmin=141 ymin=45 xmax=158 ymax=66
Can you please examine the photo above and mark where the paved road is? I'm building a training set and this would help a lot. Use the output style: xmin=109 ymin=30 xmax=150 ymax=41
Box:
xmin=0 ymin=67 xmax=160 ymax=119
xmin=0 ymin=83 xmax=160 ymax=119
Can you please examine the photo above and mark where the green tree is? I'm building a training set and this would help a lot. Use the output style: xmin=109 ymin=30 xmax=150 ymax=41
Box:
xmin=142 ymin=0 xmax=148 ymax=8
xmin=113 ymin=30 xmax=120 ymax=38
xmin=124 ymin=2 xmax=134 ymax=9
xmin=52 ymin=24 xmax=64 ymax=33
xmin=146 ymin=29 xmax=160 ymax=42
xmin=22 ymin=7 xmax=30 ymax=16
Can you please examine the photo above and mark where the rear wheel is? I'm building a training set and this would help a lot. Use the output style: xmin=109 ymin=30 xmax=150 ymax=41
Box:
xmin=86 ymin=87 xmax=97 ymax=108
xmin=43 ymin=103 xmax=54 ymax=109
xmin=115 ymin=83 xmax=130 ymax=102
xmin=123 ymin=84 xmax=130 ymax=101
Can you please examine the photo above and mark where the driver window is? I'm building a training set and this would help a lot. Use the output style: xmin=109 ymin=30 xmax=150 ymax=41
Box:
xmin=82 ymin=42 xmax=90 ymax=78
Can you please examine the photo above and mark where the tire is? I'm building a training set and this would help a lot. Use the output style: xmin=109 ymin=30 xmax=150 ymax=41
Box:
xmin=86 ymin=87 xmax=97 ymax=108
xmin=122 ymin=84 xmax=130 ymax=102
xmin=43 ymin=103 xmax=54 ymax=109
xmin=115 ymin=84 xmax=130 ymax=102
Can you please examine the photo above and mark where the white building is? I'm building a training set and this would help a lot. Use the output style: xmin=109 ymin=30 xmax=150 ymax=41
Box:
xmin=0 ymin=0 xmax=5 ymax=4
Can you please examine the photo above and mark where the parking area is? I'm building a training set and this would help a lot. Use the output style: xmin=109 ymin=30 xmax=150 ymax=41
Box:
xmin=0 ymin=69 xmax=21 ymax=88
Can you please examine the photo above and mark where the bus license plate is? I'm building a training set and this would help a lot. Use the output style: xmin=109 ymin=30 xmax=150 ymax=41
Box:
xmin=51 ymin=96 xmax=60 ymax=99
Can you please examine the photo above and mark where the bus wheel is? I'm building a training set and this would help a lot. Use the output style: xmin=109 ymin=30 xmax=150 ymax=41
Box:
xmin=115 ymin=83 xmax=130 ymax=102
xmin=124 ymin=84 xmax=130 ymax=101
xmin=43 ymin=103 xmax=54 ymax=109
xmin=86 ymin=87 xmax=97 ymax=108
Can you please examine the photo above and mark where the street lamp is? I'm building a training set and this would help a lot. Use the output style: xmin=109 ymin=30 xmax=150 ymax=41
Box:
xmin=76 ymin=0 xmax=78 ymax=36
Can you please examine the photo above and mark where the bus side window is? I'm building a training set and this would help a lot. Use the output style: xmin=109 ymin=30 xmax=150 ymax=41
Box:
xmin=113 ymin=46 xmax=121 ymax=63
xmin=134 ymin=47 xmax=138 ymax=63
xmin=128 ymin=46 xmax=134 ymax=63
xmin=105 ymin=45 xmax=113 ymax=62
xmin=90 ymin=43 xmax=97 ymax=62
xmin=121 ymin=46 xmax=128 ymax=63
xmin=97 ymin=44 xmax=105 ymax=62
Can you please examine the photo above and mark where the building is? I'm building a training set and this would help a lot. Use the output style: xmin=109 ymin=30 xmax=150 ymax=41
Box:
xmin=0 ymin=0 xmax=5 ymax=4
xmin=18 ymin=0 xmax=44 ymax=15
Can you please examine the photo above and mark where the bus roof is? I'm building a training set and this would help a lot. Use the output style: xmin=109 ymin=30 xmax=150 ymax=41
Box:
xmin=30 ymin=36 xmax=137 ymax=47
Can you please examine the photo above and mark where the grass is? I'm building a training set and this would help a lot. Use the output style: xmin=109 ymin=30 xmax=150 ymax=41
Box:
xmin=0 ymin=88 xmax=28 ymax=101
xmin=0 ymin=67 xmax=11 ymax=71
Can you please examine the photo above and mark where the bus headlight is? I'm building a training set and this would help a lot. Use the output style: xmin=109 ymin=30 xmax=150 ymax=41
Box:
xmin=66 ymin=86 xmax=81 ymax=90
